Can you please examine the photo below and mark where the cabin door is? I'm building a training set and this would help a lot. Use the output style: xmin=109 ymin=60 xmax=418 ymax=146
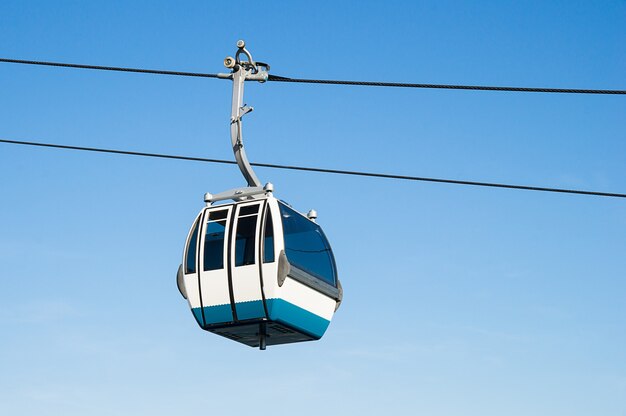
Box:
xmin=197 ymin=206 xmax=234 ymax=325
xmin=229 ymin=201 xmax=266 ymax=321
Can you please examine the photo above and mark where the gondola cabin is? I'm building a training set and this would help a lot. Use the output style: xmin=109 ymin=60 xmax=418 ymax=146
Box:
xmin=177 ymin=193 xmax=342 ymax=349
xmin=177 ymin=40 xmax=342 ymax=349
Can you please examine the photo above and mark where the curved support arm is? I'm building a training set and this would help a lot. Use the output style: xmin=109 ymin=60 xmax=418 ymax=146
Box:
xmin=223 ymin=40 xmax=269 ymax=188
xmin=230 ymin=67 xmax=261 ymax=187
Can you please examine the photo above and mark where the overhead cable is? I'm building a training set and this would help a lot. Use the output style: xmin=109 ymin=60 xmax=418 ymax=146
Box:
xmin=0 ymin=58 xmax=219 ymax=79
xmin=1 ymin=138 xmax=625 ymax=199
xmin=1 ymin=57 xmax=624 ymax=95
xmin=267 ymin=74 xmax=626 ymax=95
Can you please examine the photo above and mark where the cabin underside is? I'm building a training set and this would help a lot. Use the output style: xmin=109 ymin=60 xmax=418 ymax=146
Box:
xmin=206 ymin=319 xmax=318 ymax=348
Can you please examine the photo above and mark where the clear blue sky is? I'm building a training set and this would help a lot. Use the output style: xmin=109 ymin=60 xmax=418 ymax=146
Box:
xmin=1 ymin=1 xmax=625 ymax=415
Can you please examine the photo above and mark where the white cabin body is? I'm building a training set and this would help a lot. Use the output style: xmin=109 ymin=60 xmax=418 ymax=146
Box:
xmin=178 ymin=194 xmax=341 ymax=348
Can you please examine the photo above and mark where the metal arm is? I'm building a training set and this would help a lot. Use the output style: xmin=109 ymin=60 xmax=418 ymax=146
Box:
xmin=218 ymin=40 xmax=269 ymax=187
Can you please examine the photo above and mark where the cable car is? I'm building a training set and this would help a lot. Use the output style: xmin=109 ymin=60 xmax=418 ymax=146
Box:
xmin=177 ymin=41 xmax=342 ymax=349
xmin=177 ymin=193 xmax=342 ymax=348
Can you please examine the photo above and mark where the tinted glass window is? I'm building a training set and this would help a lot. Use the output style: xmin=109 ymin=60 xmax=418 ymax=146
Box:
xmin=263 ymin=209 xmax=275 ymax=263
xmin=235 ymin=210 xmax=258 ymax=267
xmin=209 ymin=210 xmax=228 ymax=221
xmin=185 ymin=217 xmax=200 ymax=274
xmin=204 ymin=211 xmax=228 ymax=271
xmin=239 ymin=205 xmax=259 ymax=216
xmin=279 ymin=203 xmax=336 ymax=286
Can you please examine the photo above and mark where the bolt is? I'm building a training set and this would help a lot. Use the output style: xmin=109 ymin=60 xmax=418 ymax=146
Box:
xmin=224 ymin=56 xmax=235 ymax=68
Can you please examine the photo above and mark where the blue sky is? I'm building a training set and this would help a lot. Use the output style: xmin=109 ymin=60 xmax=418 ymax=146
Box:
xmin=1 ymin=1 xmax=625 ymax=415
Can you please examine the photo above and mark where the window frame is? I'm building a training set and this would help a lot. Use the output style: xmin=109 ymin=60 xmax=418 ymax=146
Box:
xmin=278 ymin=201 xmax=338 ymax=288
xmin=202 ymin=208 xmax=230 ymax=272
xmin=262 ymin=204 xmax=276 ymax=264
xmin=233 ymin=202 xmax=262 ymax=268
xmin=184 ymin=214 xmax=201 ymax=274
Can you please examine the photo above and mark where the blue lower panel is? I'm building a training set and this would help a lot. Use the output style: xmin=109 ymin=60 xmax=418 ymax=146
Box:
xmin=266 ymin=299 xmax=330 ymax=339
xmin=192 ymin=304 xmax=233 ymax=326
xmin=191 ymin=308 xmax=204 ymax=326
xmin=191 ymin=301 xmax=264 ymax=326
xmin=235 ymin=300 xmax=265 ymax=320
xmin=192 ymin=299 xmax=330 ymax=339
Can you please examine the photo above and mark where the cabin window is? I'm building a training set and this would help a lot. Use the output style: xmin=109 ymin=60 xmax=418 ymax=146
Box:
xmin=279 ymin=203 xmax=336 ymax=286
xmin=235 ymin=205 xmax=259 ymax=267
xmin=263 ymin=209 xmax=275 ymax=263
xmin=185 ymin=216 xmax=200 ymax=274
xmin=204 ymin=210 xmax=228 ymax=271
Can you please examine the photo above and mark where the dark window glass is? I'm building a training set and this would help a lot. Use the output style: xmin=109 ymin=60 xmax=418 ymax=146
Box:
xmin=235 ymin=214 xmax=258 ymax=266
xmin=209 ymin=210 xmax=228 ymax=221
xmin=239 ymin=205 xmax=259 ymax=216
xmin=204 ymin=213 xmax=227 ymax=271
xmin=279 ymin=203 xmax=336 ymax=286
xmin=185 ymin=217 xmax=200 ymax=274
xmin=263 ymin=209 xmax=275 ymax=263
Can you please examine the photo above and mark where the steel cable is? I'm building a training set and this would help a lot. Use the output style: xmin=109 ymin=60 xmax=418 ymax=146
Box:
xmin=0 ymin=58 xmax=219 ymax=78
xmin=1 ymin=138 xmax=625 ymax=199
xmin=2 ymin=58 xmax=625 ymax=95
xmin=267 ymin=74 xmax=626 ymax=95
